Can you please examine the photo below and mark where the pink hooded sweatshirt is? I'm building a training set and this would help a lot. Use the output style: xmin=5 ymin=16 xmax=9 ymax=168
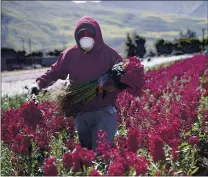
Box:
xmin=36 ymin=16 xmax=137 ymax=112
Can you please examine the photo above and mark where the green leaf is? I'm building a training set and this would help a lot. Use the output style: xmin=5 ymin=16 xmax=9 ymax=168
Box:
xmin=185 ymin=131 xmax=191 ymax=137
xmin=86 ymin=167 xmax=93 ymax=176
xmin=182 ymin=145 xmax=191 ymax=151
xmin=190 ymin=151 xmax=195 ymax=168
xmin=150 ymin=162 xmax=158 ymax=171
xmin=128 ymin=167 xmax=136 ymax=176
xmin=190 ymin=167 xmax=199 ymax=175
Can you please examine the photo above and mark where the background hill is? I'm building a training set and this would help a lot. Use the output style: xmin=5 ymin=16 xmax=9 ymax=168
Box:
xmin=2 ymin=1 xmax=207 ymax=55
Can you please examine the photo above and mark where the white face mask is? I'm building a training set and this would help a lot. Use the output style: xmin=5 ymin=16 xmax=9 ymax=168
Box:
xmin=79 ymin=37 xmax=95 ymax=51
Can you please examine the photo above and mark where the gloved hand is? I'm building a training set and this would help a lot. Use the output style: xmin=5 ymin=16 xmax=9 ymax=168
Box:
xmin=110 ymin=62 xmax=125 ymax=80
xmin=110 ymin=62 xmax=128 ymax=90
xmin=29 ymin=82 xmax=41 ymax=95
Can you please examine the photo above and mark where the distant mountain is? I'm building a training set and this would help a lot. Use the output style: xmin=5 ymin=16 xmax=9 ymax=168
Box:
xmin=100 ymin=1 xmax=206 ymax=17
xmin=190 ymin=1 xmax=208 ymax=18
xmin=1 ymin=1 xmax=207 ymax=56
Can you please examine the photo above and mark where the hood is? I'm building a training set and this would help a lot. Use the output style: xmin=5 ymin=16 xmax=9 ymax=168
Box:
xmin=74 ymin=16 xmax=104 ymax=50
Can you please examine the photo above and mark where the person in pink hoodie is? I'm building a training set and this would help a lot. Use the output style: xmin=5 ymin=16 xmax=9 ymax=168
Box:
xmin=30 ymin=16 xmax=142 ymax=150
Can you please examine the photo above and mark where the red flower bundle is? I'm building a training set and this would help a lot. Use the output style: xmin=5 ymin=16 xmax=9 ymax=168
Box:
xmin=110 ymin=56 xmax=145 ymax=96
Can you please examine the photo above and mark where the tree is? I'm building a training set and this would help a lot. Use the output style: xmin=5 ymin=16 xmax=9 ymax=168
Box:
xmin=46 ymin=49 xmax=62 ymax=56
xmin=155 ymin=39 xmax=174 ymax=55
xmin=204 ymin=36 xmax=208 ymax=49
xmin=17 ymin=50 xmax=26 ymax=56
xmin=125 ymin=32 xmax=146 ymax=58
xmin=189 ymin=38 xmax=201 ymax=53
xmin=177 ymin=38 xmax=191 ymax=53
xmin=1 ymin=47 xmax=17 ymax=53
xmin=155 ymin=39 xmax=165 ymax=55
xmin=125 ymin=33 xmax=136 ymax=57
xmin=135 ymin=34 xmax=146 ymax=58
xmin=31 ymin=51 xmax=43 ymax=57
xmin=179 ymin=28 xmax=196 ymax=39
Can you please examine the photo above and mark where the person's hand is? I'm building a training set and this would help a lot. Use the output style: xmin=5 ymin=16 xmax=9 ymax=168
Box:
xmin=98 ymin=73 xmax=116 ymax=93
xmin=110 ymin=62 xmax=125 ymax=80
xmin=29 ymin=83 xmax=41 ymax=95
xmin=102 ymin=78 xmax=117 ymax=92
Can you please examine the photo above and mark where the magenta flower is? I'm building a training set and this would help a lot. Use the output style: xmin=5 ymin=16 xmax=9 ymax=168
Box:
xmin=43 ymin=157 xmax=58 ymax=176
xmin=89 ymin=169 xmax=101 ymax=176
xmin=149 ymin=134 xmax=166 ymax=162
xmin=188 ymin=136 xmax=199 ymax=145
xmin=108 ymin=162 xmax=125 ymax=176
xmin=63 ymin=151 xmax=73 ymax=169
xmin=20 ymin=101 xmax=42 ymax=128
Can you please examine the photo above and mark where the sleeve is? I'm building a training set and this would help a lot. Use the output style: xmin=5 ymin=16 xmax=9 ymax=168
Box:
xmin=36 ymin=52 xmax=68 ymax=89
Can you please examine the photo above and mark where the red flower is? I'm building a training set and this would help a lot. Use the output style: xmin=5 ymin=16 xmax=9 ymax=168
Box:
xmin=63 ymin=151 xmax=73 ymax=169
xmin=21 ymin=101 xmax=42 ymax=128
xmin=120 ymin=56 xmax=145 ymax=96
xmin=96 ymin=130 xmax=111 ymax=156
xmin=71 ymin=145 xmax=83 ymax=171
xmin=89 ymin=169 xmax=101 ymax=176
xmin=43 ymin=157 xmax=58 ymax=176
xmin=134 ymin=156 xmax=148 ymax=175
xmin=127 ymin=127 xmax=141 ymax=153
xmin=156 ymin=170 xmax=161 ymax=176
xmin=11 ymin=134 xmax=31 ymax=155
xmin=188 ymin=136 xmax=199 ymax=145
xmin=108 ymin=162 xmax=125 ymax=176
xmin=149 ymin=134 xmax=166 ymax=162
xmin=171 ymin=148 xmax=180 ymax=161
xmin=81 ymin=149 xmax=95 ymax=167
xmin=11 ymin=157 xmax=18 ymax=164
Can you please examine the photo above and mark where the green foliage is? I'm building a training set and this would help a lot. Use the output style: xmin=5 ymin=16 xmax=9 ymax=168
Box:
xmin=1 ymin=62 xmax=208 ymax=176
xmin=125 ymin=32 xmax=146 ymax=58
xmin=179 ymin=28 xmax=196 ymax=39
xmin=1 ymin=95 xmax=26 ymax=111
xmin=155 ymin=39 xmax=174 ymax=55
xmin=155 ymin=29 xmax=205 ymax=55
xmin=1 ymin=142 xmax=13 ymax=176
xmin=46 ymin=49 xmax=63 ymax=56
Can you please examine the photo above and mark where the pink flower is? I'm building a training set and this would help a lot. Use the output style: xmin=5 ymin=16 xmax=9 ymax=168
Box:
xmin=171 ymin=148 xmax=180 ymax=161
xmin=63 ymin=151 xmax=73 ymax=169
xmin=127 ymin=127 xmax=141 ymax=153
xmin=81 ymin=149 xmax=95 ymax=167
xmin=96 ymin=130 xmax=111 ymax=157
xmin=149 ymin=134 xmax=166 ymax=162
xmin=20 ymin=101 xmax=42 ymax=128
xmin=188 ymin=136 xmax=199 ymax=145
xmin=11 ymin=134 xmax=31 ymax=155
xmin=108 ymin=162 xmax=125 ymax=176
xmin=71 ymin=145 xmax=83 ymax=171
xmin=89 ymin=169 xmax=101 ymax=176
xmin=134 ymin=156 xmax=148 ymax=175
xmin=43 ymin=157 xmax=58 ymax=176
xmin=120 ymin=56 xmax=145 ymax=97
xmin=156 ymin=170 xmax=161 ymax=176
xmin=11 ymin=157 xmax=18 ymax=164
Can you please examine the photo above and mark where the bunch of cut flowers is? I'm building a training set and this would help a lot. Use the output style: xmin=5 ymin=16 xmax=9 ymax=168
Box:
xmin=49 ymin=56 xmax=144 ymax=117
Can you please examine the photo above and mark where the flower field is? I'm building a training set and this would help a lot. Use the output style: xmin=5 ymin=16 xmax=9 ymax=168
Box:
xmin=1 ymin=54 xmax=193 ymax=97
xmin=1 ymin=54 xmax=208 ymax=176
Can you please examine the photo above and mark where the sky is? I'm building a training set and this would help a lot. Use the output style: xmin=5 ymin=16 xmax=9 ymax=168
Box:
xmin=72 ymin=1 xmax=101 ymax=3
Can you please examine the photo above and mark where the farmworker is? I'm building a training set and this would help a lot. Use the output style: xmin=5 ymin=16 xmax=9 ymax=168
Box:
xmin=30 ymin=16 xmax=142 ymax=150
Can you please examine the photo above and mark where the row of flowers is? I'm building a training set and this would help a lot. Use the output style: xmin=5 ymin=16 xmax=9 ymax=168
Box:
xmin=1 ymin=54 xmax=208 ymax=176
